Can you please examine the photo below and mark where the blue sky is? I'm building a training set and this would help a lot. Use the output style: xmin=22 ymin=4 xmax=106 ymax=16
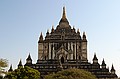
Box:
xmin=0 ymin=0 xmax=120 ymax=77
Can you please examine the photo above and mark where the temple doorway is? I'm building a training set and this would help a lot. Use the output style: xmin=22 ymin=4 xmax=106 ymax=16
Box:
xmin=61 ymin=56 xmax=64 ymax=64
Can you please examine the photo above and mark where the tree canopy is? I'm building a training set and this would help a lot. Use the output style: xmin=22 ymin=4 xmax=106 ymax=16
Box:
xmin=44 ymin=68 xmax=97 ymax=79
xmin=0 ymin=59 xmax=8 ymax=75
xmin=6 ymin=66 xmax=40 ymax=79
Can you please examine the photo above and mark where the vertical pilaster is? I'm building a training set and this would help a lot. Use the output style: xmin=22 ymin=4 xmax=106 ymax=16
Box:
xmin=81 ymin=32 xmax=87 ymax=62
xmin=68 ymin=42 xmax=70 ymax=50
xmin=38 ymin=43 xmax=44 ymax=60
xmin=49 ymin=43 xmax=51 ymax=59
xmin=73 ymin=43 xmax=75 ymax=60
xmin=53 ymin=43 xmax=55 ymax=59
xmin=74 ymin=43 xmax=76 ymax=60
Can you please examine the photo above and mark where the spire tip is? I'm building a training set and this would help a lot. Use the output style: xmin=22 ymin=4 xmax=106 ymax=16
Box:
xmin=62 ymin=6 xmax=66 ymax=19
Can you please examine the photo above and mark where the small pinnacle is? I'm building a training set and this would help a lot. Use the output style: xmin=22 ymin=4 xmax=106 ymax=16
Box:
xmin=77 ymin=29 xmax=80 ymax=33
xmin=83 ymin=31 xmax=86 ymax=35
xmin=47 ymin=29 xmax=49 ymax=32
xmin=52 ymin=25 xmax=54 ymax=29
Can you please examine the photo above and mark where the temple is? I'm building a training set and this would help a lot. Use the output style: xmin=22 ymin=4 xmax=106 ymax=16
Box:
xmin=9 ymin=7 xmax=118 ymax=79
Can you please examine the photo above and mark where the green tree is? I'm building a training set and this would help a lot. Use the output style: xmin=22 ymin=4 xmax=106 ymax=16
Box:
xmin=0 ymin=58 xmax=8 ymax=76
xmin=44 ymin=68 xmax=96 ymax=79
xmin=6 ymin=66 xmax=40 ymax=79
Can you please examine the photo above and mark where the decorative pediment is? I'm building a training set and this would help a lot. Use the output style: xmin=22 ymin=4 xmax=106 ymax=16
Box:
xmin=56 ymin=45 xmax=69 ymax=59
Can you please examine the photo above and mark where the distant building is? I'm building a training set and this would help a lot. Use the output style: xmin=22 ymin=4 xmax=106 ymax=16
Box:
xmin=9 ymin=7 xmax=118 ymax=79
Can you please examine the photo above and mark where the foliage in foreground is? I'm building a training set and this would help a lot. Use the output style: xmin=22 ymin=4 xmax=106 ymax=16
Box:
xmin=6 ymin=66 xmax=40 ymax=79
xmin=0 ymin=58 xmax=8 ymax=75
xmin=44 ymin=68 xmax=96 ymax=79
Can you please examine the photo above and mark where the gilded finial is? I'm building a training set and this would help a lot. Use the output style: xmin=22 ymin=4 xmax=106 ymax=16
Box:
xmin=59 ymin=6 xmax=69 ymax=24
xmin=62 ymin=6 xmax=66 ymax=19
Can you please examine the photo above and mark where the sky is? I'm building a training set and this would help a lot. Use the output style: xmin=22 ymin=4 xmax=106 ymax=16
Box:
xmin=0 ymin=0 xmax=120 ymax=77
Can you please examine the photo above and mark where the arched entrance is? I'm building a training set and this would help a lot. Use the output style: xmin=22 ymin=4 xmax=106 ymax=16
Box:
xmin=61 ymin=56 xmax=64 ymax=64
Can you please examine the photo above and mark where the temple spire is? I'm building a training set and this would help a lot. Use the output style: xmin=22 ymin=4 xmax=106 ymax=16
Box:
xmin=18 ymin=59 xmax=23 ymax=68
xmin=26 ymin=53 xmax=32 ymax=64
xmin=62 ymin=6 xmax=66 ymax=19
xmin=27 ymin=53 xmax=32 ymax=60
xmin=111 ymin=64 xmax=115 ymax=74
xmin=102 ymin=59 xmax=105 ymax=65
xmin=59 ymin=6 xmax=69 ymax=25
xmin=101 ymin=58 xmax=106 ymax=69
xmin=77 ymin=29 xmax=80 ymax=33
xmin=93 ymin=53 xmax=98 ymax=60
xmin=38 ymin=32 xmax=43 ymax=43
xmin=40 ymin=32 xmax=43 ymax=39
xmin=82 ymin=31 xmax=87 ymax=41
xmin=8 ymin=64 xmax=13 ymax=72
xmin=51 ymin=25 xmax=54 ymax=33
xmin=93 ymin=53 xmax=98 ymax=64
